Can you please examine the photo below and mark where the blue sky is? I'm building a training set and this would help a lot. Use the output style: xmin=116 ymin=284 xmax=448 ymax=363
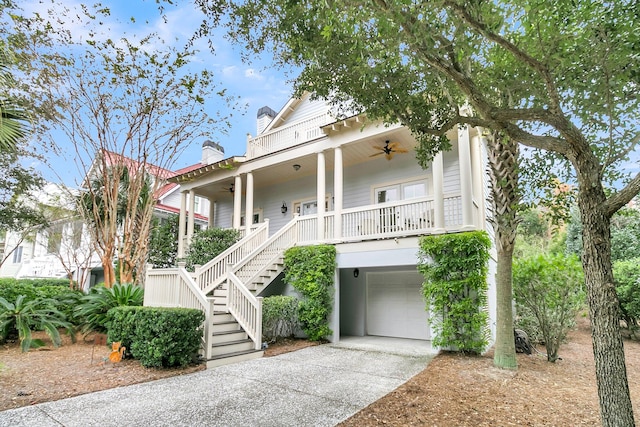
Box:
xmin=21 ymin=0 xmax=295 ymax=186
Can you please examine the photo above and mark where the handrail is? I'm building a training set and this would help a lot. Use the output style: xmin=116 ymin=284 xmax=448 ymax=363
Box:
xmin=247 ymin=113 xmax=332 ymax=158
xmin=227 ymin=271 xmax=263 ymax=350
xmin=196 ymin=220 xmax=270 ymax=295
xmin=231 ymin=216 xmax=299 ymax=283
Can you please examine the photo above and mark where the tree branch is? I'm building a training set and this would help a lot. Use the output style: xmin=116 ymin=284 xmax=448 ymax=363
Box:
xmin=443 ymin=0 xmax=563 ymax=115
xmin=603 ymin=132 xmax=640 ymax=170
xmin=604 ymin=172 xmax=640 ymax=218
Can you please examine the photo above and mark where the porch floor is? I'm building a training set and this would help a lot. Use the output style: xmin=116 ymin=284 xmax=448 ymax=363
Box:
xmin=332 ymin=335 xmax=437 ymax=357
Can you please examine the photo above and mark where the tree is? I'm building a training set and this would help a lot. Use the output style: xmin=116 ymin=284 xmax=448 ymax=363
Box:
xmin=568 ymin=205 xmax=640 ymax=263
xmin=0 ymin=150 xmax=48 ymax=268
xmin=185 ymin=227 xmax=241 ymax=270
xmin=0 ymin=45 xmax=29 ymax=152
xmin=203 ymin=1 xmax=640 ymax=424
xmin=22 ymin=4 xmax=233 ymax=287
xmin=486 ymin=130 xmax=520 ymax=369
xmin=513 ymin=253 xmax=585 ymax=362
xmin=148 ymin=215 xmax=180 ymax=269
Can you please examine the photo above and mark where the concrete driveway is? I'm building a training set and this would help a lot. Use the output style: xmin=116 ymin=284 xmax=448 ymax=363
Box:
xmin=0 ymin=341 xmax=435 ymax=427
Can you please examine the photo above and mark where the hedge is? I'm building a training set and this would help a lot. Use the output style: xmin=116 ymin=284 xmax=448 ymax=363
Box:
xmin=108 ymin=306 xmax=204 ymax=368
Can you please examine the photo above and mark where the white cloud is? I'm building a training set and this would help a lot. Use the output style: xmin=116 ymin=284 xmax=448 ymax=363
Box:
xmin=244 ymin=68 xmax=264 ymax=80
xmin=222 ymin=66 xmax=238 ymax=77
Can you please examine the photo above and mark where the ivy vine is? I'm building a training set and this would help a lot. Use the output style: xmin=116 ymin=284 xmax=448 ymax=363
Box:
xmin=283 ymin=245 xmax=336 ymax=341
xmin=418 ymin=231 xmax=491 ymax=354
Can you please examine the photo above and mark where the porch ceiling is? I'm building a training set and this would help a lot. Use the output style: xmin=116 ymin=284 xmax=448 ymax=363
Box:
xmin=195 ymin=125 xmax=457 ymax=201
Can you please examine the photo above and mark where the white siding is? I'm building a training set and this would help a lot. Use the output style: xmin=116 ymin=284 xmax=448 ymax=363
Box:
xmin=343 ymin=152 xmax=433 ymax=208
xmin=161 ymin=190 xmax=181 ymax=209
xmin=443 ymin=142 xmax=461 ymax=195
xmin=278 ymin=94 xmax=330 ymax=127
xmin=211 ymin=150 xmax=461 ymax=237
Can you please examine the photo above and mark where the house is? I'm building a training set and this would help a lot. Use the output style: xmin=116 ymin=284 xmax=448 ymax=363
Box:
xmin=144 ymin=93 xmax=497 ymax=367
xmin=0 ymin=150 xmax=213 ymax=290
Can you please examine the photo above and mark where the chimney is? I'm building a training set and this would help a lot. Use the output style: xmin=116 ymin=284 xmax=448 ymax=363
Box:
xmin=256 ymin=106 xmax=277 ymax=135
xmin=201 ymin=140 xmax=225 ymax=165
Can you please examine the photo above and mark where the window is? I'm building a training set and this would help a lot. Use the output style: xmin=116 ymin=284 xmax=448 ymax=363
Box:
xmin=293 ymin=197 xmax=330 ymax=216
xmin=373 ymin=180 xmax=428 ymax=232
xmin=240 ymin=209 xmax=262 ymax=226
xmin=12 ymin=246 xmax=23 ymax=263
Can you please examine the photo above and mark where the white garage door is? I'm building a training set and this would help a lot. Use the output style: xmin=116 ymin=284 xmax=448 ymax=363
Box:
xmin=366 ymin=271 xmax=430 ymax=340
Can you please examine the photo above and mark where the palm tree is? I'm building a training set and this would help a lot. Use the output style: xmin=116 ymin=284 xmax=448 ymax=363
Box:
xmin=0 ymin=45 xmax=29 ymax=152
xmin=487 ymin=130 xmax=521 ymax=370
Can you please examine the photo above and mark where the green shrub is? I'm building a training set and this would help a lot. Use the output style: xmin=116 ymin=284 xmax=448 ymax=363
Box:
xmin=108 ymin=306 xmax=204 ymax=368
xmin=0 ymin=282 xmax=38 ymax=303
xmin=284 ymin=245 xmax=336 ymax=341
xmin=105 ymin=306 xmax=140 ymax=356
xmin=614 ymin=257 xmax=640 ymax=337
xmin=75 ymin=283 xmax=144 ymax=334
xmin=262 ymin=295 xmax=299 ymax=342
xmin=185 ymin=227 xmax=241 ymax=270
xmin=148 ymin=215 xmax=180 ymax=268
xmin=418 ymin=231 xmax=491 ymax=355
xmin=0 ymin=278 xmax=72 ymax=288
xmin=513 ymin=253 xmax=585 ymax=362
xmin=37 ymin=286 xmax=84 ymax=325
xmin=0 ymin=281 xmax=83 ymax=327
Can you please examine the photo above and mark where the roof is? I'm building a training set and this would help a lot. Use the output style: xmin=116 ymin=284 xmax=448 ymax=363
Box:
xmin=100 ymin=149 xmax=175 ymax=180
xmin=170 ymin=156 xmax=246 ymax=183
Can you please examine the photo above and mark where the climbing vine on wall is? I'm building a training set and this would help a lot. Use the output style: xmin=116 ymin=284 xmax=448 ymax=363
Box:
xmin=418 ymin=231 xmax=491 ymax=354
xmin=284 ymin=245 xmax=336 ymax=341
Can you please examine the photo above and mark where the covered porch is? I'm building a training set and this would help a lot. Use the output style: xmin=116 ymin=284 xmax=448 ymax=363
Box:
xmin=173 ymin=117 xmax=486 ymax=256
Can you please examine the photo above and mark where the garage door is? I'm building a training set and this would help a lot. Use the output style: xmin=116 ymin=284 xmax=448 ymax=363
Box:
xmin=366 ymin=271 xmax=430 ymax=340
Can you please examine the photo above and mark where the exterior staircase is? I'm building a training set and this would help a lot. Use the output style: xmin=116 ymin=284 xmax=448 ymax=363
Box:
xmin=144 ymin=218 xmax=298 ymax=369
xmin=207 ymin=312 xmax=263 ymax=368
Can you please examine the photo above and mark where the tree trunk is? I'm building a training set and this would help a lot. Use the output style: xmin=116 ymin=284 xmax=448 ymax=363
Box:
xmin=486 ymin=130 xmax=519 ymax=369
xmin=579 ymin=178 xmax=635 ymax=427
xmin=102 ymin=253 xmax=115 ymax=288
xmin=494 ymin=244 xmax=517 ymax=369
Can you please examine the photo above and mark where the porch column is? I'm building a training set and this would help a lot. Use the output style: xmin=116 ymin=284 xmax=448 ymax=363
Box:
xmin=177 ymin=190 xmax=187 ymax=257
xmin=317 ymin=151 xmax=326 ymax=241
xmin=208 ymin=198 xmax=215 ymax=229
xmin=187 ymin=189 xmax=196 ymax=245
xmin=458 ymin=125 xmax=475 ymax=230
xmin=245 ymin=172 xmax=254 ymax=234
xmin=233 ymin=175 xmax=242 ymax=230
xmin=432 ymin=152 xmax=446 ymax=233
xmin=333 ymin=146 xmax=343 ymax=241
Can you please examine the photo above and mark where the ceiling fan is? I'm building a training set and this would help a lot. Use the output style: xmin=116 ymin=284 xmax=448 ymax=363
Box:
xmin=219 ymin=182 xmax=234 ymax=193
xmin=370 ymin=140 xmax=409 ymax=161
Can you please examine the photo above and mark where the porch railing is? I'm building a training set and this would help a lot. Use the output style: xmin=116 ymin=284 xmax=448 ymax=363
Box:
xmin=227 ymin=271 xmax=262 ymax=350
xmin=247 ymin=112 xmax=332 ymax=158
xmin=196 ymin=220 xmax=270 ymax=295
xmin=144 ymin=264 xmax=214 ymax=359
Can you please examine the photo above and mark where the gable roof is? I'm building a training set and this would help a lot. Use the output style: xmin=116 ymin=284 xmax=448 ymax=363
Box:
xmin=261 ymin=92 xmax=310 ymax=134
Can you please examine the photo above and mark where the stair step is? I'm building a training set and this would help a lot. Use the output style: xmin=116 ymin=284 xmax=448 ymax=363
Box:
xmin=211 ymin=330 xmax=248 ymax=344
xmin=206 ymin=349 xmax=263 ymax=369
xmin=211 ymin=338 xmax=255 ymax=355
xmin=211 ymin=312 xmax=234 ymax=322
xmin=211 ymin=320 xmax=241 ymax=334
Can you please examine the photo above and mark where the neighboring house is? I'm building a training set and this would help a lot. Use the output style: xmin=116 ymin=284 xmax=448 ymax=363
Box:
xmin=144 ymin=93 xmax=497 ymax=368
xmin=0 ymin=149 xmax=215 ymax=289
xmin=0 ymin=182 xmax=100 ymax=287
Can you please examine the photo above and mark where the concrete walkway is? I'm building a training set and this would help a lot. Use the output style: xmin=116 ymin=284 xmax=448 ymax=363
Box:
xmin=0 ymin=340 xmax=435 ymax=427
